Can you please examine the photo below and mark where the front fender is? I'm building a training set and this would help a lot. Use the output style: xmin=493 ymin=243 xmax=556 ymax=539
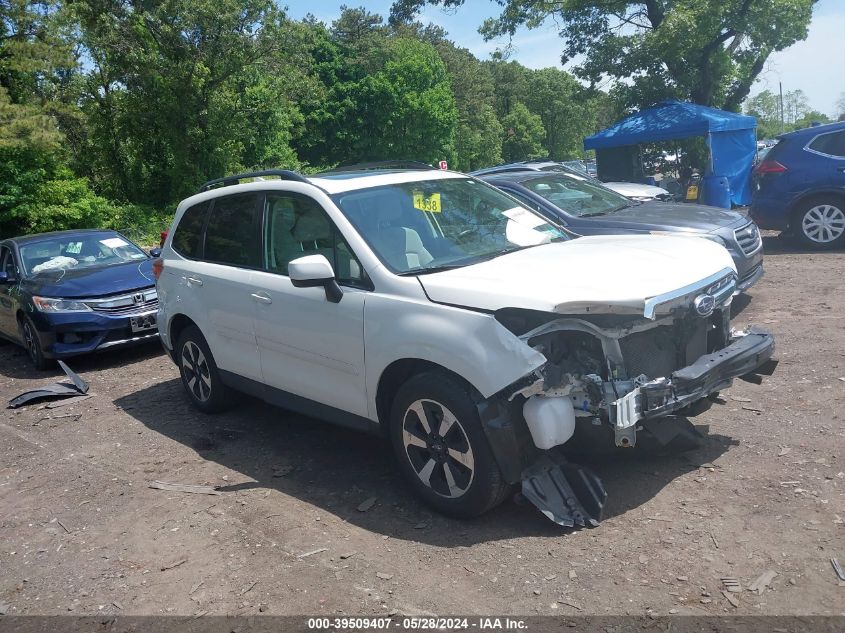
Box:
xmin=364 ymin=293 xmax=546 ymax=420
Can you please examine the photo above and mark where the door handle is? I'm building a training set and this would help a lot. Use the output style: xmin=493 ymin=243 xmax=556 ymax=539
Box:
xmin=251 ymin=292 xmax=272 ymax=304
xmin=186 ymin=276 xmax=203 ymax=286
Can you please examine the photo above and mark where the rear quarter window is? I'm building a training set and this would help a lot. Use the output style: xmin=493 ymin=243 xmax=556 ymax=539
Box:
xmin=203 ymin=193 xmax=261 ymax=267
xmin=172 ymin=201 xmax=209 ymax=258
xmin=808 ymin=130 xmax=845 ymax=158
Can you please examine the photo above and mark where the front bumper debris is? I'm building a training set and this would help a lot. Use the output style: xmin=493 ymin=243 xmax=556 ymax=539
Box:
xmin=521 ymin=450 xmax=606 ymax=528
xmin=612 ymin=326 xmax=776 ymax=446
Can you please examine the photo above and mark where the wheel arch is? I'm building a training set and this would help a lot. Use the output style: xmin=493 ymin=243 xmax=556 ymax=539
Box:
xmin=375 ymin=359 xmax=477 ymax=431
xmin=788 ymin=189 xmax=845 ymax=226
xmin=168 ymin=313 xmax=198 ymax=353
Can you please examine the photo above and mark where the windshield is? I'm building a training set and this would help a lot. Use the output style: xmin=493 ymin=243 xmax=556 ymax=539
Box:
xmin=332 ymin=177 xmax=567 ymax=274
xmin=522 ymin=174 xmax=633 ymax=217
xmin=20 ymin=233 xmax=148 ymax=276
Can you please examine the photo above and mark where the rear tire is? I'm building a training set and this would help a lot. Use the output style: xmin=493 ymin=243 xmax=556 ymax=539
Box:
xmin=389 ymin=371 xmax=511 ymax=518
xmin=20 ymin=317 xmax=53 ymax=371
xmin=176 ymin=325 xmax=235 ymax=413
xmin=794 ymin=197 xmax=845 ymax=249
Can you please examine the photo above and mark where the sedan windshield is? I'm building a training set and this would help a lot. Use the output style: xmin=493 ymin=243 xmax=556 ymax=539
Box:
xmin=20 ymin=233 xmax=148 ymax=276
xmin=332 ymin=177 xmax=566 ymax=274
xmin=522 ymin=173 xmax=633 ymax=217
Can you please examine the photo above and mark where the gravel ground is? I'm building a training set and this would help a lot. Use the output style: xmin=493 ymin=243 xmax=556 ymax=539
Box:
xmin=1 ymin=233 xmax=843 ymax=618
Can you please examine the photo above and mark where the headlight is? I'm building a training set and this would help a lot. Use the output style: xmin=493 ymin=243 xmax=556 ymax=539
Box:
xmin=32 ymin=296 xmax=92 ymax=312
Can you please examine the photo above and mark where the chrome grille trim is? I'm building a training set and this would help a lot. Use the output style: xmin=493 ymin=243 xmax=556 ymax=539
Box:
xmin=734 ymin=222 xmax=762 ymax=257
xmin=643 ymin=267 xmax=736 ymax=320
xmin=85 ymin=288 xmax=158 ymax=316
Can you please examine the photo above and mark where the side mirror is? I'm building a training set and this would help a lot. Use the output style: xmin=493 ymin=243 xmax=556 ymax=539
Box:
xmin=289 ymin=254 xmax=343 ymax=303
xmin=149 ymin=247 xmax=162 ymax=258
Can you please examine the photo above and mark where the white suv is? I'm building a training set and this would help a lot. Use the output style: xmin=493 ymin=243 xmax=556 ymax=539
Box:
xmin=155 ymin=165 xmax=775 ymax=527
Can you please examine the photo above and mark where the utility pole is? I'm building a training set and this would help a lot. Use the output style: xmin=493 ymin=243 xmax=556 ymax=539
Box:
xmin=779 ymin=81 xmax=785 ymax=133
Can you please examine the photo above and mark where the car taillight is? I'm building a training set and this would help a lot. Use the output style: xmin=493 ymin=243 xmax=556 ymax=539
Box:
xmin=754 ymin=160 xmax=787 ymax=175
xmin=160 ymin=231 xmax=168 ymax=247
xmin=152 ymin=257 xmax=164 ymax=280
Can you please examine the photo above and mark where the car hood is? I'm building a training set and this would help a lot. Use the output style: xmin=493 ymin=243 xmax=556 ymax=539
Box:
xmin=603 ymin=202 xmax=748 ymax=232
xmin=23 ymin=259 xmax=155 ymax=298
xmin=418 ymin=235 xmax=736 ymax=315
xmin=603 ymin=182 xmax=670 ymax=198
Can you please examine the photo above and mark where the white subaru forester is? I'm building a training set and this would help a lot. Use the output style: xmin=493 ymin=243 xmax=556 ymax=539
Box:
xmin=155 ymin=165 xmax=775 ymax=527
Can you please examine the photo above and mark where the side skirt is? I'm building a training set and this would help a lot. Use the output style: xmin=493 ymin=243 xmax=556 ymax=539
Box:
xmin=218 ymin=370 xmax=381 ymax=435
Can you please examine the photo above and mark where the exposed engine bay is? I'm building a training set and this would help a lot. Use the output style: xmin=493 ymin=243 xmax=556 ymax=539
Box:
xmin=478 ymin=273 xmax=777 ymax=528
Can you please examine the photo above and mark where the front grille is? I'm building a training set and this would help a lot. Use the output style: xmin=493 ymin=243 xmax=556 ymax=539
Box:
xmin=85 ymin=288 xmax=158 ymax=317
xmin=734 ymin=223 xmax=762 ymax=257
xmin=89 ymin=298 xmax=158 ymax=316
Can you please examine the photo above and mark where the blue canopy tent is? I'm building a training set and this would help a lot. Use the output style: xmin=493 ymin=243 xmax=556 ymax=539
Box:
xmin=584 ymin=100 xmax=757 ymax=207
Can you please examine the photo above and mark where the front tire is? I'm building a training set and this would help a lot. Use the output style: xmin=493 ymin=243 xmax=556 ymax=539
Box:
xmin=794 ymin=197 xmax=845 ymax=249
xmin=389 ymin=371 xmax=510 ymax=518
xmin=176 ymin=325 xmax=235 ymax=413
xmin=20 ymin=317 xmax=53 ymax=371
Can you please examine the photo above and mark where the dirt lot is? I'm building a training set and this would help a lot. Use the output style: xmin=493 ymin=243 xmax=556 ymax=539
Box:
xmin=1 ymin=232 xmax=843 ymax=618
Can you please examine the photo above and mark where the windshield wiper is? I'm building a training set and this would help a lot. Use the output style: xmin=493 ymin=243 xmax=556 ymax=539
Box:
xmin=397 ymin=263 xmax=471 ymax=276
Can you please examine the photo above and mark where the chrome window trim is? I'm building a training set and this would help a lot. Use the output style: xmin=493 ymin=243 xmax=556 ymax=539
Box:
xmin=643 ymin=267 xmax=736 ymax=320
xmin=803 ymin=130 xmax=845 ymax=160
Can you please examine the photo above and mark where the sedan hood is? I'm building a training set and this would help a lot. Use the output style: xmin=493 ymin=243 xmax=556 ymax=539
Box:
xmin=603 ymin=182 xmax=670 ymax=199
xmin=606 ymin=202 xmax=748 ymax=233
xmin=418 ymin=235 xmax=736 ymax=315
xmin=24 ymin=260 xmax=155 ymax=298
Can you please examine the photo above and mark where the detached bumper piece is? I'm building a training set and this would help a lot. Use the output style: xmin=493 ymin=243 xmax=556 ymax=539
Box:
xmin=521 ymin=450 xmax=606 ymax=528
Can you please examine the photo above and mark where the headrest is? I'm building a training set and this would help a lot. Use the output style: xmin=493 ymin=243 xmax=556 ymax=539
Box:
xmin=291 ymin=211 xmax=331 ymax=242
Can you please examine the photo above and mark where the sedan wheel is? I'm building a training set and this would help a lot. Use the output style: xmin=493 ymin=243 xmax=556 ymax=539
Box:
xmin=797 ymin=201 xmax=845 ymax=248
xmin=21 ymin=318 xmax=51 ymax=370
xmin=402 ymin=399 xmax=475 ymax=499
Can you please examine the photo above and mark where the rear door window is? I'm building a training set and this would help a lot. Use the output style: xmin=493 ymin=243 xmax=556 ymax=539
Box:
xmin=172 ymin=201 xmax=209 ymax=258
xmin=204 ymin=194 xmax=261 ymax=267
xmin=808 ymin=130 xmax=845 ymax=158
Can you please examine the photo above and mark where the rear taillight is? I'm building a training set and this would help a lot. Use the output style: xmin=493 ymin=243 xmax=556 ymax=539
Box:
xmin=152 ymin=257 xmax=164 ymax=280
xmin=754 ymin=160 xmax=787 ymax=175
xmin=160 ymin=231 xmax=168 ymax=247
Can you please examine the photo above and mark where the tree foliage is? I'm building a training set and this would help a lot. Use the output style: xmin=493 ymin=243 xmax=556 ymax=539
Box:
xmin=390 ymin=0 xmax=818 ymax=112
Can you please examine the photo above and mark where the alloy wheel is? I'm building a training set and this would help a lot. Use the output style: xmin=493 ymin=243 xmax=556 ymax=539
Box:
xmin=181 ymin=340 xmax=212 ymax=402
xmin=23 ymin=322 xmax=37 ymax=363
xmin=402 ymin=399 xmax=475 ymax=498
xmin=802 ymin=204 xmax=845 ymax=244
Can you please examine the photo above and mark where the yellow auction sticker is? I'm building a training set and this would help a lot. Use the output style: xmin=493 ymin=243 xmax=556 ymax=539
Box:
xmin=413 ymin=191 xmax=442 ymax=213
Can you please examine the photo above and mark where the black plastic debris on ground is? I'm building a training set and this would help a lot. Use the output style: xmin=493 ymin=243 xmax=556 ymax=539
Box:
xmin=8 ymin=361 xmax=90 ymax=409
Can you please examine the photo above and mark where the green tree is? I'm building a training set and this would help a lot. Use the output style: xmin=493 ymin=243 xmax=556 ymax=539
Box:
xmin=74 ymin=0 xmax=304 ymax=205
xmin=391 ymin=0 xmax=819 ymax=111
xmin=522 ymin=68 xmax=598 ymax=160
xmin=501 ymin=102 xmax=546 ymax=162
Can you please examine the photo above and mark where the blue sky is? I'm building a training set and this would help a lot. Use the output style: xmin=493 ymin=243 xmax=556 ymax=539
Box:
xmin=285 ymin=0 xmax=845 ymax=117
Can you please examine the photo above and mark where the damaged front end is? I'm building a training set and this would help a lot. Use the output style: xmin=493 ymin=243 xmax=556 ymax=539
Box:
xmin=479 ymin=269 xmax=776 ymax=528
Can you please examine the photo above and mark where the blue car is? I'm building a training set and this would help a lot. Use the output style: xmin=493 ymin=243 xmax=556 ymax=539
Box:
xmin=751 ymin=121 xmax=845 ymax=249
xmin=0 ymin=229 xmax=160 ymax=369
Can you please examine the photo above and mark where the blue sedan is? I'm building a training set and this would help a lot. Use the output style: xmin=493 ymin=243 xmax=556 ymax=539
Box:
xmin=0 ymin=229 xmax=160 ymax=369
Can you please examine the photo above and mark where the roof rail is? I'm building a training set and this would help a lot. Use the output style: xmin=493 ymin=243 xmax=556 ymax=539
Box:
xmin=197 ymin=169 xmax=309 ymax=193
xmin=319 ymin=160 xmax=436 ymax=174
